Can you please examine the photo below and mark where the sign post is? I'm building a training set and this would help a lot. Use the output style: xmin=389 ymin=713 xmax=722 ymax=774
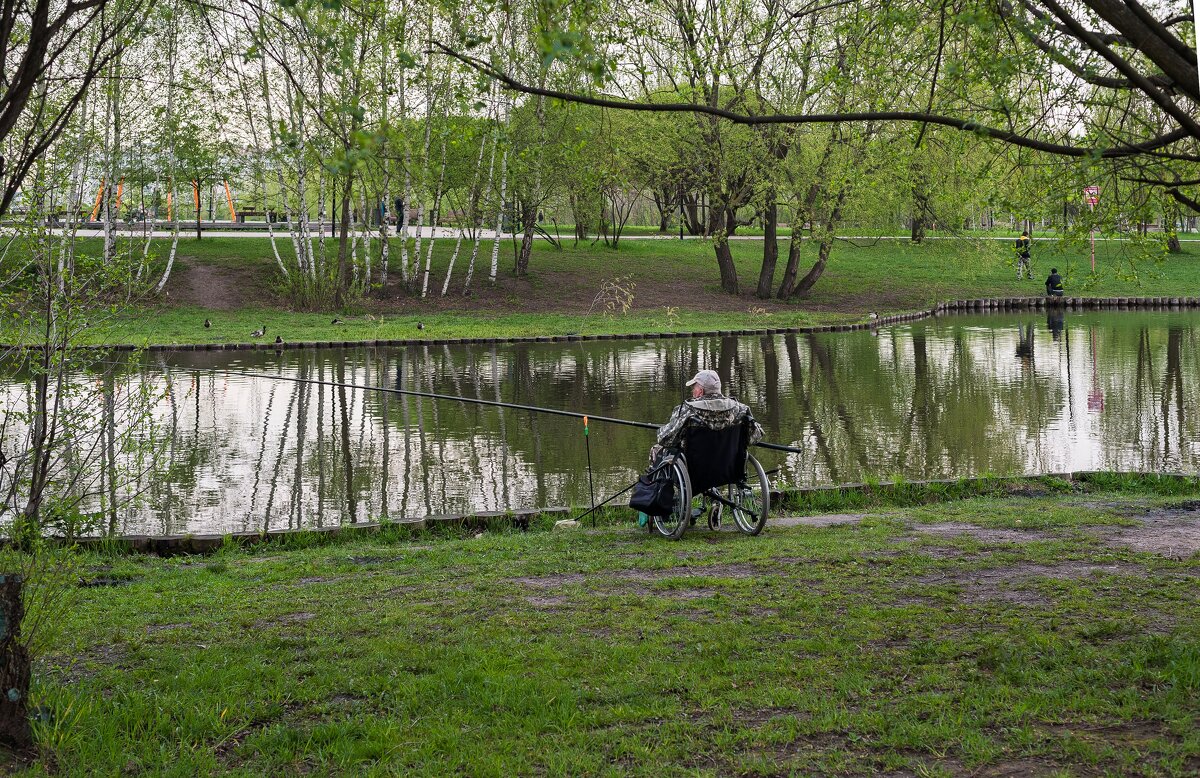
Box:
xmin=1083 ymin=186 xmax=1100 ymax=272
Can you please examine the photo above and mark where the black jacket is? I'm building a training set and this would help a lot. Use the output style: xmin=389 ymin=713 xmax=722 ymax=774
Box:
xmin=1045 ymin=272 xmax=1063 ymax=293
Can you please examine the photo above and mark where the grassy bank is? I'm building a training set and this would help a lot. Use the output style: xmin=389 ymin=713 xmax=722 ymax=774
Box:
xmin=6 ymin=233 xmax=1199 ymax=346
xmin=79 ymin=306 xmax=841 ymax=347
xmin=20 ymin=485 xmax=1200 ymax=775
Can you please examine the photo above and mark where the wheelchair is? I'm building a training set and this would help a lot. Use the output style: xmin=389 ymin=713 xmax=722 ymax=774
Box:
xmin=648 ymin=418 xmax=770 ymax=540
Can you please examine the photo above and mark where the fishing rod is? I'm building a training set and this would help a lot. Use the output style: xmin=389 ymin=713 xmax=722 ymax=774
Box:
xmin=224 ymin=370 xmax=807 ymax=456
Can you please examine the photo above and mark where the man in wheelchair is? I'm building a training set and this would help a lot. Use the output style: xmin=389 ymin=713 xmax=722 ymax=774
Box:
xmin=637 ymin=369 xmax=770 ymax=539
xmin=650 ymin=369 xmax=763 ymax=463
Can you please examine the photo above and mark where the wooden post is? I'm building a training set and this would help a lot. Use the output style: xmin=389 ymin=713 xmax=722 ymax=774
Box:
xmin=0 ymin=575 xmax=31 ymax=749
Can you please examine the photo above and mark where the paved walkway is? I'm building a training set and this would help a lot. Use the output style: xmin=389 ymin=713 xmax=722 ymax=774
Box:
xmin=19 ymin=226 xmax=1200 ymax=242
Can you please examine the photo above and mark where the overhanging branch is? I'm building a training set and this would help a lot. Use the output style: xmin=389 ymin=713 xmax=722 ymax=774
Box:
xmin=434 ymin=43 xmax=1196 ymax=160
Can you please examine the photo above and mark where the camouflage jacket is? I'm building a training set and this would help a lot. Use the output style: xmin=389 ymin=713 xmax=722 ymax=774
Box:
xmin=655 ymin=394 xmax=764 ymax=451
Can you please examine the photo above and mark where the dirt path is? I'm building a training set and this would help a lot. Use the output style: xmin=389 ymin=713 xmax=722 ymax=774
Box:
xmin=768 ymin=505 xmax=1200 ymax=558
xmin=165 ymin=257 xmax=269 ymax=311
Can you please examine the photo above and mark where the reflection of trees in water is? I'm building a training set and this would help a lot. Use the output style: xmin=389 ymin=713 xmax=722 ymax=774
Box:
xmin=1090 ymin=320 xmax=1199 ymax=471
xmin=13 ymin=314 xmax=1197 ymax=534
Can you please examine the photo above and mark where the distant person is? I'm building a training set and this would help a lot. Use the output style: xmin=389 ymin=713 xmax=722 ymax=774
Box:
xmin=1045 ymin=267 xmax=1064 ymax=297
xmin=1015 ymin=230 xmax=1032 ymax=279
xmin=648 ymin=369 xmax=763 ymax=465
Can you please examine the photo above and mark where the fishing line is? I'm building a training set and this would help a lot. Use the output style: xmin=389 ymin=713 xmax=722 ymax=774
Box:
xmin=228 ymin=370 xmax=808 ymax=455
xmin=29 ymin=358 xmax=809 ymax=456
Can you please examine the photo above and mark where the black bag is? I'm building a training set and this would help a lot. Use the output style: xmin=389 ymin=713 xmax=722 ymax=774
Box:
xmin=629 ymin=462 xmax=675 ymax=516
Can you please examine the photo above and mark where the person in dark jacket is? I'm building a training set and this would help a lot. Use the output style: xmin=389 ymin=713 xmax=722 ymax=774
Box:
xmin=1045 ymin=268 xmax=1064 ymax=297
xmin=1015 ymin=231 xmax=1032 ymax=279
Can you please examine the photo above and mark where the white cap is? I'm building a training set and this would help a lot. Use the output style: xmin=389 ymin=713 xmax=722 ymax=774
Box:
xmin=685 ymin=369 xmax=722 ymax=393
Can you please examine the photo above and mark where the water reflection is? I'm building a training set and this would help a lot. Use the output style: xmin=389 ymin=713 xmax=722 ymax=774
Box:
xmin=3 ymin=311 xmax=1199 ymax=535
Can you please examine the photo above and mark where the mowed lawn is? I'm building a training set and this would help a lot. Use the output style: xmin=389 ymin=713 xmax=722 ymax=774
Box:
xmin=23 ymin=488 xmax=1200 ymax=775
xmin=9 ymin=231 xmax=1199 ymax=346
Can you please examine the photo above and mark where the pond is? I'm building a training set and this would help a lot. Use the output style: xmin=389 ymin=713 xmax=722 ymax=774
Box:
xmin=4 ymin=310 xmax=1199 ymax=536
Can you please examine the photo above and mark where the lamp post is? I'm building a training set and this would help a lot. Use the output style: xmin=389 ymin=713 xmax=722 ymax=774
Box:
xmin=678 ymin=182 xmax=684 ymax=240
xmin=1084 ymin=186 xmax=1100 ymax=272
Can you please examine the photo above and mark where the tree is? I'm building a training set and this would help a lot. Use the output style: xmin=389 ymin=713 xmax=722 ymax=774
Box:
xmin=0 ymin=0 xmax=148 ymax=218
xmin=437 ymin=0 xmax=1199 ymax=206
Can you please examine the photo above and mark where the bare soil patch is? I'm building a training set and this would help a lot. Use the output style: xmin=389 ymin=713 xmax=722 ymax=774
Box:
xmin=253 ymin=611 xmax=316 ymax=628
xmin=1091 ymin=504 xmax=1200 ymax=558
xmin=41 ymin=643 xmax=129 ymax=684
xmin=166 ymin=257 xmax=272 ymax=310
xmin=510 ymin=572 xmax=586 ymax=588
xmin=512 ymin=563 xmax=768 ymax=594
xmin=1039 ymin=718 xmax=1171 ymax=747
xmin=606 ymin=584 xmax=721 ymax=599
xmin=771 ymin=513 xmax=870 ymax=528
xmin=913 ymin=561 xmax=1144 ymax=606
xmin=525 ymin=594 xmax=569 ymax=608
xmin=911 ymin=522 xmax=1055 ymax=543
xmin=897 ymin=756 xmax=1076 ymax=777
xmin=611 ymin=562 xmax=765 ymax=581
xmin=295 ymin=576 xmax=336 ymax=586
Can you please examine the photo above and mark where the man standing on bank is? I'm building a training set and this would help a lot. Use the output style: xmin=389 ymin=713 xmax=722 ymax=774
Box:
xmin=1015 ymin=230 xmax=1032 ymax=279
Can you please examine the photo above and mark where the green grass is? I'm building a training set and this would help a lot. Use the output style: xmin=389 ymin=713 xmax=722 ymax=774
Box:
xmin=79 ymin=306 xmax=830 ymax=347
xmin=7 ymin=231 xmax=1200 ymax=346
xmin=19 ymin=488 xmax=1200 ymax=775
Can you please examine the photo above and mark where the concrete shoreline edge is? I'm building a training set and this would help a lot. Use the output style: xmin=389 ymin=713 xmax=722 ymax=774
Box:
xmin=43 ymin=470 xmax=1200 ymax=556
xmin=3 ymin=295 xmax=1199 ymax=353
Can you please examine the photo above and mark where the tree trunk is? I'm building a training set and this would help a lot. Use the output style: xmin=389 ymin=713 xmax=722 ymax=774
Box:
xmin=652 ymin=187 xmax=673 ymax=232
xmin=776 ymin=230 xmax=804 ymax=299
xmin=910 ymin=160 xmax=929 ymax=243
xmin=714 ymin=235 xmax=739 ymax=294
xmin=443 ymin=125 xmax=490 ymax=295
xmin=1166 ymin=206 xmax=1182 ymax=252
xmin=515 ymin=90 xmax=547 ymax=277
xmin=0 ymin=576 xmax=31 ymax=750
xmin=486 ymin=145 xmax=509 ymax=285
xmin=756 ymin=197 xmax=778 ymax=299
xmin=792 ymin=191 xmax=848 ymax=298
xmin=682 ymin=192 xmax=704 ymax=235
xmin=516 ymin=201 xmax=536 ymax=276
xmin=334 ymin=175 xmax=354 ymax=307
xmin=420 ymin=135 xmax=449 ymax=297
xmin=793 ymin=236 xmax=833 ymax=298
xmin=910 ymin=213 xmax=925 ymax=244
xmin=155 ymin=181 xmax=182 ymax=294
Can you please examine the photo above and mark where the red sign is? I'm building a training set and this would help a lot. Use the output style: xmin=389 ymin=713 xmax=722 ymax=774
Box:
xmin=1083 ymin=185 xmax=1100 ymax=206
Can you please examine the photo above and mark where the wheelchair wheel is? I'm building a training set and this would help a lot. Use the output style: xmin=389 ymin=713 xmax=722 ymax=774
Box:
xmin=729 ymin=454 xmax=770 ymax=535
xmin=651 ymin=455 xmax=692 ymax=540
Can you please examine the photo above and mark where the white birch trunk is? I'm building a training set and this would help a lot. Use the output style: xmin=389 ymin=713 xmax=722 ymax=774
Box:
xmin=487 ymin=145 xmax=509 ymax=284
xmin=360 ymin=191 xmax=372 ymax=289
xmin=410 ymin=46 xmax=435 ymax=286
xmin=61 ymin=92 xmax=89 ymax=292
xmin=395 ymin=39 xmax=412 ymax=286
xmin=442 ymin=126 xmax=489 ymax=295
xmin=259 ymin=50 xmax=304 ymax=277
xmin=378 ymin=8 xmax=391 ymax=286
xmin=156 ymin=180 xmax=182 ymax=294
xmin=102 ymin=59 xmax=117 ymax=264
xmin=420 ymin=135 xmax=449 ymax=297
